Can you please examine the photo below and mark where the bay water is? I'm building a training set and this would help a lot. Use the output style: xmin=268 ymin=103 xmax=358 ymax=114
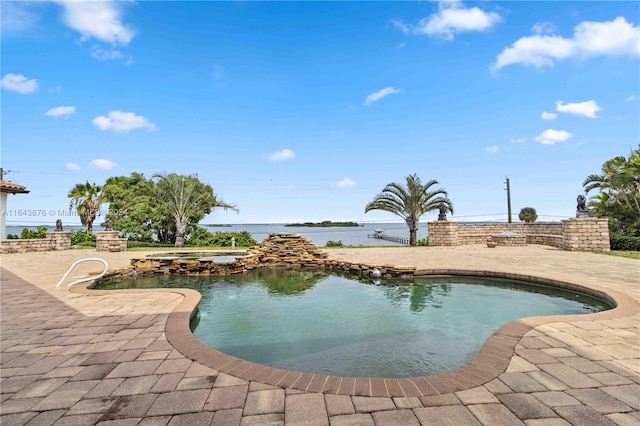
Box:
xmin=6 ymin=222 xmax=427 ymax=247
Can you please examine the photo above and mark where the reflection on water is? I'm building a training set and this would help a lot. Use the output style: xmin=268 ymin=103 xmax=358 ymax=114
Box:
xmin=382 ymin=284 xmax=451 ymax=312
xmin=230 ymin=268 xmax=329 ymax=295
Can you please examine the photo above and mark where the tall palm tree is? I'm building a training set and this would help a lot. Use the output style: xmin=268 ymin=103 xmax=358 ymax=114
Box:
xmin=153 ymin=173 xmax=238 ymax=247
xmin=68 ymin=182 xmax=104 ymax=232
xmin=365 ymin=173 xmax=453 ymax=246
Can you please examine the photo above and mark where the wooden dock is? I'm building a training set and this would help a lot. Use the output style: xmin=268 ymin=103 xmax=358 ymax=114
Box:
xmin=368 ymin=232 xmax=409 ymax=245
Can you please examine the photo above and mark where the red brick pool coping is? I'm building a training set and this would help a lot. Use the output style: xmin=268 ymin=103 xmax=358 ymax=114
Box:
xmin=73 ymin=269 xmax=639 ymax=398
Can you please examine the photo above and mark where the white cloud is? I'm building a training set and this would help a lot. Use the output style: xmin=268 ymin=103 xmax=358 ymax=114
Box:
xmin=45 ymin=105 xmax=76 ymax=117
xmin=485 ymin=146 xmax=499 ymax=153
xmin=65 ymin=162 xmax=81 ymax=171
xmin=54 ymin=0 xmax=134 ymax=45
xmin=627 ymin=94 xmax=638 ymax=101
xmin=1 ymin=2 xmax=39 ymax=34
xmin=493 ymin=17 xmax=640 ymax=70
xmin=336 ymin=177 xmax=356 ymax=187
xmin=92 ymin=111 xmax=157 ymax=133
xmin=532 ymin=21 xmax=555 ymax=35
xmin=88 ymin=159 xmax=117 ymax=170
xmin=556 ymin=100 xmax=602 ymax=118
xmin=393 ymin=2 xmax=501 ymax=40
xmin=269 ymin=149 xmax=295 ymax=162
xmin=534 ymin=129 xmax=573 ymax=145
xmin=392 ymin=19 xmax=411 ymax=34
xmin=364 ymin=87 xmax=401 ymax=106
xmin=510 ymin=137 xmax=527 ymax=144
xmin=1 ymin=73 xmax=38 ymax=94
xmin=91 ymin=46 xmax=124 ymax=61
xmin=541 ymin=111 xmax=557 ymax=120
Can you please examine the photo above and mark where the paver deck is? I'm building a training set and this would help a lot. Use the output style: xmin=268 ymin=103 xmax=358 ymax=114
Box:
xmin=1 ymin=245 xmax=639 ymax=425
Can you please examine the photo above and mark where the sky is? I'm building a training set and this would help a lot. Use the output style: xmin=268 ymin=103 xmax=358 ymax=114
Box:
xmin=2 ymin=0 xmax=639 ymax=226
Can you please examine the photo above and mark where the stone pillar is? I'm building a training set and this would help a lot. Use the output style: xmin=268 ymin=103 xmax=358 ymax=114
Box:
xmin=47 ymin=231 xmax=72 ymax=250
xmin=561 ymin=218 xmax=610 ymax=252
xmin=96 ymin=231 xmax=127 ymax=252
xmin=428 ymin=221 xmax=459 ymax=246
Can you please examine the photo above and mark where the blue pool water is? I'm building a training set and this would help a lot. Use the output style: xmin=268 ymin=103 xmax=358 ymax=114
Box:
xmin=95 ymin=269 xmax=610 ymax=377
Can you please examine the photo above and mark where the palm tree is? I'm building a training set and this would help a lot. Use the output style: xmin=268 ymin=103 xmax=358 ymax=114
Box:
xmin=518 ymin=207 xmax=538 ymax=223
xmin=584 ymin=151 xmax=640 ymax=213
xmin=68 ymin=182 xmax=104 ymax=232
xmin=365 ymin=173 xmax=453 ymax=246
xmin=153 ymin=173 xmax=238 ymax=247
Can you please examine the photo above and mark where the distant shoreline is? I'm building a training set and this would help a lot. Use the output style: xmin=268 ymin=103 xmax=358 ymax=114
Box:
xmin=284 ymin=221 xmax=361 ymax=228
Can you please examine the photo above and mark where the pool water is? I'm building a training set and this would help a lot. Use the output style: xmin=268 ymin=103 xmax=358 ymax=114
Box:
xmin=95 ymin=269 xmax=610 ymax=378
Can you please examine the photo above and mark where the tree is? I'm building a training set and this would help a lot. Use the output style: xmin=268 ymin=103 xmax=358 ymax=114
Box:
xmin=102 ymin=173 xmax=157 ymax=241
xmin=68 ymin=182 xmax=104 ymax=232
xmin=583 ymin=146 xmax=640 ymax=236
xmin=364 ymin=173 xmax=453 ymax=246
xmin=153 ymin=173 xmax=238 ymax=247
xmin=518 ymin=207 xmax=538 ymax=223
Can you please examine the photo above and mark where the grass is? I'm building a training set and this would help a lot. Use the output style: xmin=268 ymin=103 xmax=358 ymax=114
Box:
xmin=602 ymin=250 xmax=640 ymax=260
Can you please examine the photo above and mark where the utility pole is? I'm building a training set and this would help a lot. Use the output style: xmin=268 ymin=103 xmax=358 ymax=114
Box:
xmin=504 ymin=176 xmax=512 ymax=223
xmin=0 ymin=169 xmax=15 ymax=181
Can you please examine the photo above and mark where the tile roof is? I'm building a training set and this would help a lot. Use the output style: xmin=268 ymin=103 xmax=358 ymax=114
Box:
xmin=0 ymin=179 xmax=30 ymax=194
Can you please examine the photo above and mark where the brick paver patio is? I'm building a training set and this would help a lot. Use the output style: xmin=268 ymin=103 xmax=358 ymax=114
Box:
xmin=1 ymin=245 xmax=638 ymax=425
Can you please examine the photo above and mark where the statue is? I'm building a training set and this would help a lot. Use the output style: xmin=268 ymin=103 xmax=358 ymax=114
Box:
xmin=438 ymin=203 xmax=448 ymax=221
xmin=104 ymin=219 xmax=112 ymax=231
xmin=576 ymin=194 xmax=589 ymax=218
xmin=55 ymin=219 xmax=63 ymax=231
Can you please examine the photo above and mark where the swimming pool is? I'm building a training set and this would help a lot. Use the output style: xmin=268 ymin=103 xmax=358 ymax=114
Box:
xmin=94 ymin=268 xmax=610 ymax=378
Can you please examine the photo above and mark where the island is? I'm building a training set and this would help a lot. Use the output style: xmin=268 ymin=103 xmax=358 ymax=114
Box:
xmin=285 ymin=221 xmax=361 ymax=227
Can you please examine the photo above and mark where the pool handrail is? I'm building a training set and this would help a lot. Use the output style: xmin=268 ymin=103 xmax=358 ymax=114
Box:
xmin=56 ymin=258 xmax=109 ymax=288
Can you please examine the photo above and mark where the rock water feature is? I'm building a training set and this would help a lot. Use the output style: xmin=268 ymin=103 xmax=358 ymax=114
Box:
xmin=107 ymin=233 xmax=415 ymax=282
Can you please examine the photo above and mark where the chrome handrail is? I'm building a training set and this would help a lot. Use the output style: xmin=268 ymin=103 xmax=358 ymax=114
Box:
xmin=56 ymin=258 xmax=109 ymax=288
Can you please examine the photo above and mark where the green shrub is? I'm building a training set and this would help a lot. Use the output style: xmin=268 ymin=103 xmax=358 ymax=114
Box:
xmin=610 ymin=234 xmax=640 ymax=251
xmin=71 ymin=229 xmax=97 ymax=245
xmin=126 ymin=241 xmax=175 ymax=248
xmin=416 ymin=238 xmax=429 ymax=246
xmin=187 ymin=227 xmax=257 ymax=247
xmin=325 ymin=240 xmax=344 ymax=247
xmin=20 ymin=226 xmax=48 ymax=239
xmin=6 ymin=234 xmax=19 ymax=239
xmin=76 ymin=241 xmax=97 ymax=247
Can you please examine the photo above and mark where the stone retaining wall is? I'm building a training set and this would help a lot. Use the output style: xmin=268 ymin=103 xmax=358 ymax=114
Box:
xmin=429 ymin=219 xmax=609 ymax=251
xmin=429 ymin=222 xmax=563 ymax=247
xmin=0 ymin=231 xmax=71 ymax=253
xmin=456 ymin=223 xmax=562 ymax=238
xmin=492 ymin=234 xmax=527 ymax=247
xmin=526 ymin=234 xmax=564 ymax=247
xmin=427 ymin=221 xmax=459 ymax=246
xmin=96 ymin=231 xmax=128 ymax=252
xmin=562 ymin=218 xmax=610 ymax=252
